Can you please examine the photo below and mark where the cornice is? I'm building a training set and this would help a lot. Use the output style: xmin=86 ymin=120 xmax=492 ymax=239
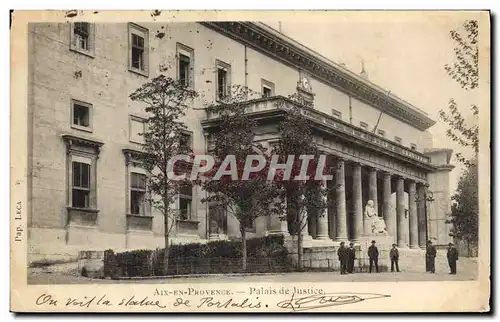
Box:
xmin=62 ymin=134 xmax=104 ymax=156
xmin=201 ymin=96 xmax=437 ymax=173
xmin=200 ymin=21 xmax=436 ymax=131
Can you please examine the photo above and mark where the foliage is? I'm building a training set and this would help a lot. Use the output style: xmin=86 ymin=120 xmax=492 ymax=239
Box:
xmin=444 ymin=20 xmax=479 ymax=91
xmin=439 ymin=20 xmax=479 ymax=168
xmin=447 ymin=164 xmax=478 ymax=244
xmin=129 ymin=75 xmax=198 ymax=275
xmin=102 ymin=236 xmax=291 ymax=277
xmin=197 ymin=85 xmax=284 ymax=271
xmin=272 ymin=98 xmax=333 ymax=269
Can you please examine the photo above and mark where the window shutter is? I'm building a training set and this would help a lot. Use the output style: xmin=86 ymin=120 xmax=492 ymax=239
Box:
xmin=88 ymin=23 xmax=95 ymax=54
xmin=144 ymin=31 xmax=150 ymax=75
xmin=70 ymin=23 xmax=77 ymax=49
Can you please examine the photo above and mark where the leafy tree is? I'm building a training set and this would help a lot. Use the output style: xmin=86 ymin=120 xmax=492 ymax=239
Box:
xmin=129 ymin=75 xmax=198 ymax=275
xmin=439 ymin=20 xmax=479 ymax=167
xmin=448 ymin=163 xmax=478 ymax=246
xmin=273 ymin=99 xmax=332 ymax=270
xmin=439 ymin=20 xmax=480 ymax=250
xmin=198 ymin=85 xmax=283 ymax=271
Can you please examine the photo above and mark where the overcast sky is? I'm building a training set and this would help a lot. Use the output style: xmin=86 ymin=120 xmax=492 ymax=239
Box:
xmin=264 ymin=12 xmax=484 ymax=194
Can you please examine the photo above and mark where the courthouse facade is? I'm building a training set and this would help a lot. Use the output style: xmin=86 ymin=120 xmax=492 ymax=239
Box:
xmin=27 ymin=21 xmax=454 ymax=259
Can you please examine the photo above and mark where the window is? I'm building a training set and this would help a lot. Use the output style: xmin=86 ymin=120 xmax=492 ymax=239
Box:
xmin=209 ymin=204 xmax=228 ymax=235
xmin=215 ymin=60 xmax=231 ymax=101
xmin=72 ymin=162 xmax=90 ymax=208
xmin=128 ymin=23 xmax=149 ymax=76
xmin=410 ymin=143 xmax=417 ymax=151
xmin=332 ymin=109 xmax=342 ymax=119
xmin=261 ymin=79 xmax=275 ymax=98
xmin=71 ymin=100 xmax=92 ymax=132
xmin=132 ymin=34 xmax=144 ymax=70
xmin=130 ymin=172 xmax=147 ymax=215
xmin=177 ymin=43 xmax=194 ymax=88
xmin=377 ymin=129 xmax=386 ymax=137
xmin=74 ymin=22 xmax=89 ymax=50
xmin=129 ymin=116 xmax=146 ymax=144
xmin=179 ymin=132 xmax=193 ymax=150
xmin=70 ymin=22 xmax=95 ymax=56
xmin=179 ymin=182 xmax=192 ymax=220
xmin=360 ymin=121 xmax=368 ymax=130
xmin=395 ymin=136 xmax=402 ymax=144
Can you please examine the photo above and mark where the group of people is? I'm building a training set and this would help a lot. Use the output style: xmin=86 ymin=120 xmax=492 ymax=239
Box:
xmin=426 ymin=240 xmax=459 ymax=275
xmin=336 ymin=239 xmax=459 ymax=275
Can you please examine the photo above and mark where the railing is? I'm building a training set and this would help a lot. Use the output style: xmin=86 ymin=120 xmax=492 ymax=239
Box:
xmin=205 ymin=96 xmax=432 ymax=165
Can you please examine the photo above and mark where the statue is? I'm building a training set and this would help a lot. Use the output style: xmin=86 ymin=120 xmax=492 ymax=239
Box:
xmin=364 ymin=200 xmax=388 ymax=236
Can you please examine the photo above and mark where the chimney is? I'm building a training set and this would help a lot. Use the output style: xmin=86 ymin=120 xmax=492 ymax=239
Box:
xmin=278 ymin=21 xmax=283 ymax=33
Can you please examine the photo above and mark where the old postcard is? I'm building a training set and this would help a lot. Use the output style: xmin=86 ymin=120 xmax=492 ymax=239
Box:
xmin=10 ymin=10 xmax=490 ymax=313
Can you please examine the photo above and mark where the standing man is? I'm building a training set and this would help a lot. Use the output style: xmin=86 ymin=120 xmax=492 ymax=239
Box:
xmin=347 ymin=242 xmax=356 ymax=274
xmin=368 ymin=240 xmax=379 ymax=273
xmin=337 ymin=241 xmax=348 ymax=275
xmin=390 ymin=243 xmax=400 ymax=272
xmin=426 ymin=240 xmax=437 ymax=273
xmin=447 ymin=242 xmax=459 ymax=275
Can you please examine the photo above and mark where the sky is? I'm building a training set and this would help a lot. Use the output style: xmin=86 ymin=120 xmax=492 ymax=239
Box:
xmin=264 ymin=11 xmax=484 ymax=195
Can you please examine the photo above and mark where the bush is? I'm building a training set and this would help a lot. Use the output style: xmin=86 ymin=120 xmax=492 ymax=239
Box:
xmin=103 ymin=235 xmax=292 ymax=278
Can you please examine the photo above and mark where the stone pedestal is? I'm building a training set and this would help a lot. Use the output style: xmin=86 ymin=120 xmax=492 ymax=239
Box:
xmin=358 ymin=235 xmax=393 ymax=271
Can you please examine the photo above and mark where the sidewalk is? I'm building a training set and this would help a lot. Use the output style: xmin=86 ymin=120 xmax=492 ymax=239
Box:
xmin=28 ymin=260 xmax=478 ymax=285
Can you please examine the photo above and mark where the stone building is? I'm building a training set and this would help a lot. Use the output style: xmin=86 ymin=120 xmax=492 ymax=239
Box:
xmin=27 ymin=21 xmax=454 ymax=260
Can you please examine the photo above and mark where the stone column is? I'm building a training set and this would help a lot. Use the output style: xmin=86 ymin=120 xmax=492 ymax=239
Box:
xmin=368 ymin=167 xmax=378 ymax=211
xmin=299 ymin=195 xmax=311 ymax=239
xmin=266 ymin=197 xmax=289 ymax=236
xmin=382 ymin=172 xmax=395 ymax=241
xmin=396 ymin=177 xmax=406 ymax=248
xmin=335 ymin=159 xmax=348 ymax=241
xmin=352 ymin=163 xmax=363 ymax=242
xmin=417 ymin=183 xmax=427 ymax=249
xmin=316 ymin=180 xmax=330 ymax=240
xmin=408 ymin=180 xmax=419 ymax=249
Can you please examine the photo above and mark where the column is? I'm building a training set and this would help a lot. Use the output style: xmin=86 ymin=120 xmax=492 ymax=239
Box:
xmin=368 ymin=167 xmax=378 ymax=211
xmin=266 ymin=197 xmax=289 ymax=236
xmin=417 ymin=183 xmax=427 ymax=248
xmin=383 ymin=172 xmax=395 ymax=240
xmin=299 ymin=194 xmax=311 ymax=239
xmin=352 ymin=163 xmax=363 ymax=242
xmin=335 ymin=159 xmax=348 ymax=241
xmin=396 ymin=176 xmax=406 ymax=247
xmin=408 ymin=181 xmax=419 ymax=249
xmin=316 ymin=180 xmax=330 ymax=240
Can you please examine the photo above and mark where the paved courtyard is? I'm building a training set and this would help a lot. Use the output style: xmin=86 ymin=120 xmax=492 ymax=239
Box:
xmin=28 ymin=260 xmax=478 ymax=285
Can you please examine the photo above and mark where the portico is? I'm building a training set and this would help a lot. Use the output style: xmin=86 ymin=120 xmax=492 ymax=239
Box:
xmin=202 ymin=96 xmax=451 ymax=250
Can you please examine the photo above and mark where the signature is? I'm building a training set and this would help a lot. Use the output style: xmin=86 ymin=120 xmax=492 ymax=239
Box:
xmin=276 ymin=292 xmax=390 ymax=311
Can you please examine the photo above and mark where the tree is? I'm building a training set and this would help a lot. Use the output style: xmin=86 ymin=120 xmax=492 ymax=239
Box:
xmin=439 ymin=20 xmax=479 ymax=167
xmin=448 ymin=163 xmax=478 ymax=246
xmin=440 ymin=20 xmax=480 ymax=251
xmin=273 ymin=100 xmax=331 ymax=270
xmin=198 ymin=85 xmax=283 ymax=271
xmin=129 ymin=75 xmax=198 ymax=275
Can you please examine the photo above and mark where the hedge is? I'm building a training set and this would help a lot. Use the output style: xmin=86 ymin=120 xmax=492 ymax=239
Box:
xmin=103 ymin=235 xmax=293 ymax=278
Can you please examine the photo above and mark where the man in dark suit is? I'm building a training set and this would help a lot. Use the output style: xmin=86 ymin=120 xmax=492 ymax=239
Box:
xmin=347 ymin=242 xmax=356 ymax=274
xmin=389 ymin=243 xmax=400 ymax=272
xmin=426 ymin=240 xmax=437 ymax=273
xmin=368 ymin=240 xmax=379 ymax=273
xmin=447 ymin=242 xmax=459 ymax=275
xmin=337 ymin=241 xmax=348 ymax=275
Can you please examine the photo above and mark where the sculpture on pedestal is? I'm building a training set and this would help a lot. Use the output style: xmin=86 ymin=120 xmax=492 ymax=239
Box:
xmin=364 ymin=200 xmax=388 ymax=235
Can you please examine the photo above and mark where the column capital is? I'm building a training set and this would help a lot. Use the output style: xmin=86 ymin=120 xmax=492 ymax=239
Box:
xmin=350 ymin=161 xmax=362 ymax=168
xmin=382 ymin=170 xmax=392 ymax=178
